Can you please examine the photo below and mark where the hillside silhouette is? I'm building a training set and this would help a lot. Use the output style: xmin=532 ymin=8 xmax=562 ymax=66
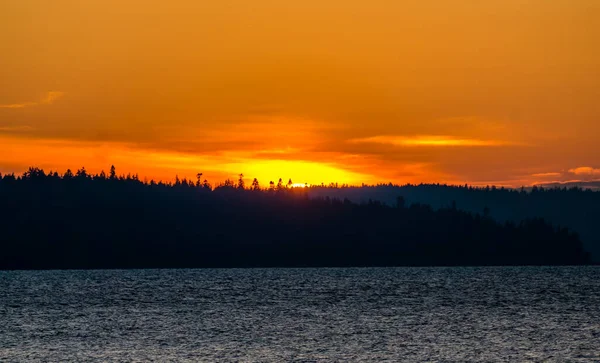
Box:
xmin=0 ymin=167 xmax=591 ymax=270
xmin=307 ymin=184 xmax=600 ymax=261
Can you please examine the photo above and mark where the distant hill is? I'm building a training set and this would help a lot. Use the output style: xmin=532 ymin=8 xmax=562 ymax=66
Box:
xmin=307 ymin=184 xmax=600 ymax=261
xmin=537 ymin=181 xmax=600 ymax=191
xmin=0 ymin=168 xmax=590 ymax=269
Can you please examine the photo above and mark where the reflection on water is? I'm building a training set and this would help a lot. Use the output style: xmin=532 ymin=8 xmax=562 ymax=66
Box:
xmin=1 ymin=267 xmax=599 ymax=362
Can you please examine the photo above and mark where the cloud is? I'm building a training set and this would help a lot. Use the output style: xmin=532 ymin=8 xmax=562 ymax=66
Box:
xmin=0 ymin=126 xmax=34 ymax=132
xmin=531 ymin=172 xmax=562 ymax=177
xmin=568 ymin=167 xmax=600 ymax=176
xmin=348 ymin=135 xmax=509 ymax=147
xmin=41 ymin=91 xmax=65 ymax=105
xmin=0 ymin=102 xmax=37 ymax=109
xmin=0 ymin=91 xmax=65 ymax=109
xmin=529 ymin=167 xmax=600 ymax=186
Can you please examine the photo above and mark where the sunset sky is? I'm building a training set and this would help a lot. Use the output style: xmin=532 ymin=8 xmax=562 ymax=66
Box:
xmin=1 ymin=0 xmax=599 ymax=186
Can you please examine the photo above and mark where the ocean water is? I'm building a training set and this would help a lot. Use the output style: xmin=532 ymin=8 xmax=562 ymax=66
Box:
xmin=1 ymin=267 xmax=599 ymax=362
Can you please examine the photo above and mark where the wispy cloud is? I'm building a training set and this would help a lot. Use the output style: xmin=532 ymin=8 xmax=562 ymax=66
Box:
xmin=348 ymin=135 xmax=509 ymax=147
xmin=531 ymin=172 xmax=562 ymax=178
xmin=568 ymin=167 xmax=600 ymax=176
xmin=0 ymin=126 xmax=34 ymax=132
xmin=0 ymin=91 xmax=65 ymax=109
xmin=0 ymin=102 xmax=37 ymax=109
xmin=529 ymin=167 xmax=600 ymax=186
xmin=41 ymin=91 xmax=65 ymax=105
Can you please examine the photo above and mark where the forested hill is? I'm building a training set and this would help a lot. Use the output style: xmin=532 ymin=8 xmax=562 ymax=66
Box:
xmin=0 ymin=168 xmax=591 ymax=270
xmin=308 ymin=184 xmax=600 ymax=261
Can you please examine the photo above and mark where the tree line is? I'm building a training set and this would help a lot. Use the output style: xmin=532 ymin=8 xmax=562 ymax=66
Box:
xmin=307 ymin=183 xmax=600 ymax=261
xmin=0 ymin=166 xmax=591 ymax=269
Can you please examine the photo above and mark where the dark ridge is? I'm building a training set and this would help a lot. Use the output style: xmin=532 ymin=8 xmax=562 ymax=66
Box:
xmin=0 ymin=167 xmax=591 ymax=270
xmin=306 ymin=183 xmax=600 ymax=261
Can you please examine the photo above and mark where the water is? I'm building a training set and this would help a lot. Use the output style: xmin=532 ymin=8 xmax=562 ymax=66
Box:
xmin=1 ymin=267 xmax=599 ymax=362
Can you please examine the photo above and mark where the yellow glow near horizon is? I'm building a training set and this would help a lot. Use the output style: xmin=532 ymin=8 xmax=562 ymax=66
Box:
xmin=0 ymin=135 xmax=371 ymax=186
xmin=221 ymin=159 xmax=371 ymax=186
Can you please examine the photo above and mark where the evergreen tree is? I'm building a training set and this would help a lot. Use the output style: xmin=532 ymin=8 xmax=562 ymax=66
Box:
xmin=252 ymin=178 xmax=260 ymax=191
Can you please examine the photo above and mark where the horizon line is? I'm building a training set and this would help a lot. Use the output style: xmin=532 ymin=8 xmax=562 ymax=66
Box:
xmin=2 ymin=165 xmax=600 ymax=191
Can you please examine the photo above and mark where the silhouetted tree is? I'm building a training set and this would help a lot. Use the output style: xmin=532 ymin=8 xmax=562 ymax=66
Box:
xmin=238 ymin=174 xmax=245 ymax=189
xmin=252 ymin=178 xmax=260 ymax=191
xmin=76 ymin=167 xmax=88 ymax=179
xmin=222 ymin=179 xmax=235 ymax=188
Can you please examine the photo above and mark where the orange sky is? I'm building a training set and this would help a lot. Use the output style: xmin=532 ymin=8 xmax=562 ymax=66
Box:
xmin=1 ymin=0 xmax=599 ymax=186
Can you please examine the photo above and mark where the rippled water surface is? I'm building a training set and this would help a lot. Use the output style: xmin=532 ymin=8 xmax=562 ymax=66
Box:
xmin=1 ymin=267 xmax=600 ymax=362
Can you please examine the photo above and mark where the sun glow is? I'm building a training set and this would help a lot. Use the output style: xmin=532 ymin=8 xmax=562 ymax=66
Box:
xmin=224 ymin=159 xmax=370 ymax=186
xmin=0 ymin=135 xmax=372 ymax=186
